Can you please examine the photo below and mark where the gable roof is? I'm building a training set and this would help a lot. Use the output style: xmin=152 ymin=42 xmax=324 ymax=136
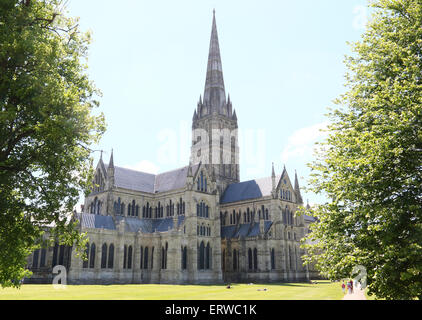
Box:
xmin=220 ymin=175 xmax=281 ymax=204
xmin=103 ymin=163 xmax=200 ymax=194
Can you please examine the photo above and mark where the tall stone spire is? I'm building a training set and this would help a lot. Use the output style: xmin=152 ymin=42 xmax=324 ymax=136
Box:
xmin=203 ymin=9 xmax=226 ymax=115
xmin=294 ymin=170 xmax=304 ymax=205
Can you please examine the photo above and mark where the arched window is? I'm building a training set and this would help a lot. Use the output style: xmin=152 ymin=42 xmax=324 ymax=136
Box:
xmin=199 ymin=241 xmax=205 ymax=270
xmin=206 ymin=243 xmax=211 ymax=269
xmin=222 ymin=249 xmax=226 ymax=271
xmin=123 ymin=245 xmax=127 ymax=269
xmin=101 ymin=243 xmax=107 ymax=269
xmin=121 ymin=203 xmax=125 ymax=215
xmin=140 ymin=246 xmax=144 ymax=269
xmin=58 ymin=245 xmax=65 ymax=266
xmin=204 ymin=177 xmax=207 ymax=192
xmin=288 ymin=247 xmax=292 ymax=270
xmin=165 ymin=242 xmax=168 ymax=269
xmin=32 ymin=249 xmax=39 ymax=269
xmin=40 ymin=248 xmax=46 ymax=267
xmin=206 ymin=205 xmax=209 ymax=218
xmin=127 ymin=245 xmax=133 ymax=269
xmin=108 ymin=244 xmax=114 ymax=269
xmin=271 ymin=248 xmax=275 ymax=270
xmin=144 ymin=247 xmax=149 ymax=269
xmin=248 ymin=248 xmax=252 ymax=270
xmin=151 ymin=247 xmax=154 ymax=269
xmin=161 ymin=247 xmax=165 ymax=269
xmin=128 ymin=203 xmax=131 ymax=216
xmin=253 ymin=248 xmax=258 ymax=270
xmin=89 ymin=243 xmax=96 ymax=269
xmin=182 ymin=246 xmax=187 ymax=270
xmin=82 ymin=243 xmax=88 ymax=268
xmin=197 ymin=177 xmax=200 ymax=191
xmin=265 ymin=209 xmax=269 ymax=220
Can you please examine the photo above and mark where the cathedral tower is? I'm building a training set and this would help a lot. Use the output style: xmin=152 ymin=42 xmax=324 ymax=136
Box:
xmin=191 ymin=10 xmax=239 ymax=194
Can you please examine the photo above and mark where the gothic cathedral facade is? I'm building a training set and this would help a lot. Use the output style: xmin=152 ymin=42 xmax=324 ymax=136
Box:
xmin=27 ymin=12 xmax=318 ymax=284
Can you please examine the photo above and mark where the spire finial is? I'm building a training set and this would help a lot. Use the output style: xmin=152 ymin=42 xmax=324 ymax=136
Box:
xmin=294 ymin=169 xmax=304 ymax=205
xmin=109 ymin=148 xmax=114 ymax=168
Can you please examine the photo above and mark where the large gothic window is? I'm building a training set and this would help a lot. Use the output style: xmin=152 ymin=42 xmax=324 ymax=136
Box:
xmin=82 ymin=243 xmax=88 ymax=268
xmin=123 ymin=245 xmax=127 ymax=269
xmin=101 ymin=243 xmax=108 ymax=269
xmin=181 ymin=246 xmax=187 ymax=270
xmin=253 ymin=248 xmax=258 ymax=270
xmin=271 ymin=248 xmax=275 ymax=270
xmin=144 ymin=247 xmax=149 ymax=269
xmin=58 ymin=245 xmax=65 ymax=266
xmin=248 ymin=248 xmax=252 ymax=270
xmin=206 ymin=243 xmax=211 ymax=269
xmin=222 ymin=249 xmax=226 ymax=271
xmin=40 ymin=248 xmax=46 ymax=267
xmin=89 ymin=243 xmax=96 ymax=269
xmin=127 ymin=245 xmax=133 ymax=269
xmin=108 ymin=244 xmax=114 ymax=269
xmin=32 ymin=249 xmax=39 ymax=269
xmin=198 ymin=241 xmax=205 ymax=270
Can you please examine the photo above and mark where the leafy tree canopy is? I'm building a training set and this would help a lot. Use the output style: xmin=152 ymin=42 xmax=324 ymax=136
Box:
xmin=302 ymin=0 xmax=422 ymax=300
xmin=0 ymin=0 xmax=105 ymax=287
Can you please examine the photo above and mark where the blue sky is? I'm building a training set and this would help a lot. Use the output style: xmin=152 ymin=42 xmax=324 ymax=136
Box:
xmin=66 ymin=0 xmax=370 ymax=206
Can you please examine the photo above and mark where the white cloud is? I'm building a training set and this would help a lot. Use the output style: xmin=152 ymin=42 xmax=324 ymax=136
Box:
xmin=280 ymin=121 xmax=329 ymax=163
xmin=124 ymin=160 xmax=160 ymax=175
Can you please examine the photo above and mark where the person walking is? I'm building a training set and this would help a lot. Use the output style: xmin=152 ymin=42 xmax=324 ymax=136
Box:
xmin=350 ymin=280 xmax=354 ymax=294
xmin=341 ymin=281 xmax=346 ymax=294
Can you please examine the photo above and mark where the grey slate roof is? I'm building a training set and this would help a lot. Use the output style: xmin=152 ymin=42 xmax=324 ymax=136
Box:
xmin=221 ymin=221 xmax=273 ymax=239
xmin=115 ymin=216 xmax=185 ymax=233
xmin=304 ymin=214 xmax=317 ymax=222
xmin=78 ymin=213 xmax=185 ymax=233
xmin=114 ymin=166 xmax=156 ymax=193
xmin=104 ymin=163 xmax=200 ymax=194
xmin=78 ymin=213 xmax=116 ymax=230
xmin=220 ymin=175 xmax=281 ymax=204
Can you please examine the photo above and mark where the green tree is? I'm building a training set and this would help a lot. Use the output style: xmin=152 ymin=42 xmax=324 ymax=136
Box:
xmin=302 ymin=0 xmax=422 ymax=300
xmin=0 ymin=0 xmax=105 ymax=287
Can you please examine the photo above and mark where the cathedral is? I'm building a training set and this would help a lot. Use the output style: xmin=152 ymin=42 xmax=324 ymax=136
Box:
xmin=27 ymin=11 xmax=318 ymax=284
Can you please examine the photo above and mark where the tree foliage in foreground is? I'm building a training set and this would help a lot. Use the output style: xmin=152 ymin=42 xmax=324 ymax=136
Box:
xmin=0 ymin=0 xmax=105 ymax=287
xmin=302 ymin=0 xmax=422 ymax=300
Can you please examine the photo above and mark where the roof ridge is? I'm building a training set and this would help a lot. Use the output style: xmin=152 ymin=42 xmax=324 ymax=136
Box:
xmin=229 ymin=174 xmax=282 ymax=186
xmin=115 ymin=165 xmax=157 ymax=176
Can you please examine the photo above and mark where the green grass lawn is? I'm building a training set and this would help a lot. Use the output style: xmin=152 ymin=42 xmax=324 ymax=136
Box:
xmin=0 ymin=280 xmax=343 ymax=300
